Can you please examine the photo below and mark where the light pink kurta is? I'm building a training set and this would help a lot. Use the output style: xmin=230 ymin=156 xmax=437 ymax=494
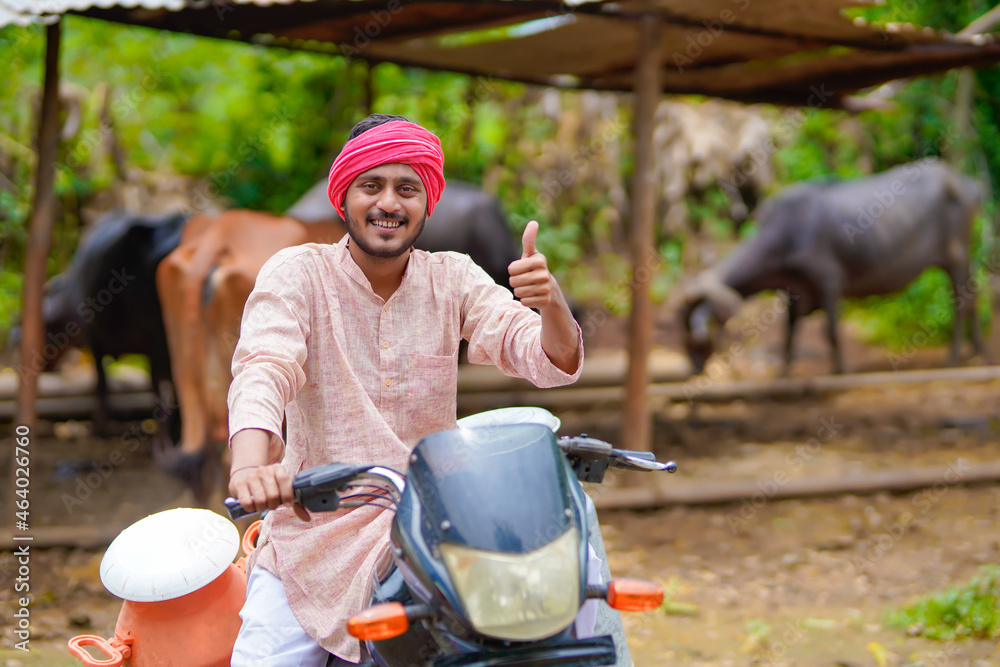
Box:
xmin=228 ymin=235 xmax=583 ymax=661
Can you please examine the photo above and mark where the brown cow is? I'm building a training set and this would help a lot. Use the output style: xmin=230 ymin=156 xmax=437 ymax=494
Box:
xmin=154 ymin=211 xmax=344 ymax=504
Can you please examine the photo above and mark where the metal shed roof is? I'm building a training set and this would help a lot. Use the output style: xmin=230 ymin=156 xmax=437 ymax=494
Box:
xmin=3 ymin=0 xmax=1000 ymax=108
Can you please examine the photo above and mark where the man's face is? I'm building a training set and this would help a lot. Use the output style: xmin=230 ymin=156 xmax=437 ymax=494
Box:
xmin=343 ymin=163 xmax=427 ymax=260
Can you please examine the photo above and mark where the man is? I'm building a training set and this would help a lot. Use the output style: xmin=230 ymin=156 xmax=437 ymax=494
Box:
xmin=227 ymin=114 xmax=584 ymax=665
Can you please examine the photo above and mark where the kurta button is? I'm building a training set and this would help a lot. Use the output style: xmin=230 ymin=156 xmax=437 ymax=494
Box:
xmin=382 ymin=342 xmax=389 ymax=349
xmin=385 ymin=379 xmax=392 ymax=386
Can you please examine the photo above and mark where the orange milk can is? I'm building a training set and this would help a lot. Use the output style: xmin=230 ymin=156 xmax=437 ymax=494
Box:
xmin=68 ymin=508 xmax=258 ymax=667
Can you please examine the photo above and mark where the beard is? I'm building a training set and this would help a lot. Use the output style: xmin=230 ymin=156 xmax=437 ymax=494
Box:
xmin=343 ymin=208 xmax=427 ymax=259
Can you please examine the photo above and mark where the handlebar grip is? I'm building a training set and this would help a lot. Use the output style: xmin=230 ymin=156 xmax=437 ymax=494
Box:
xmin=224 ymin=497 xmax=257 ymax=520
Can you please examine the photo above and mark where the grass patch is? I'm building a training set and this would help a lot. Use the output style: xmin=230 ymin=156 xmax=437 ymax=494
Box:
xmin=886 ymin=565 xmax=1000 ymax=641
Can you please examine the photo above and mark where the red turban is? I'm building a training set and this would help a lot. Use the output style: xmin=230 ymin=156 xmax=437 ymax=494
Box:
xmin=327 ymin=120 xmax=446 ymax=219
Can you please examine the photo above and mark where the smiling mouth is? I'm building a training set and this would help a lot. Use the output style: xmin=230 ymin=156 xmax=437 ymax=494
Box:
xmin=369 ymin=217 xmax=405 ymax=230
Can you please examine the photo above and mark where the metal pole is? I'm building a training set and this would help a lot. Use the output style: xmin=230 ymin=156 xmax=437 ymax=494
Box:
xmin=16 ymin=20 xmax=62 ymax=429
xmin=621 ymin=14 xmax=661 ymax=452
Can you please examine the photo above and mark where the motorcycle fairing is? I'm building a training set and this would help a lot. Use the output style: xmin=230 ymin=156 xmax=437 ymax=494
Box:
xmin=388 ymin=424 xmax=591 ymax=643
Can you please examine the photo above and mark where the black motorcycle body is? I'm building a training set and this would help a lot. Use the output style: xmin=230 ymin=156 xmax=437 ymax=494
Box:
xmin=228 ymin=423 xmax=675 ymax=667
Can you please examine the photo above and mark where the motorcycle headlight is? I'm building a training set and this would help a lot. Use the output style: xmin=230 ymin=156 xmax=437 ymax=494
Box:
xmin=439 ymin=526 xmax=581 ymax=642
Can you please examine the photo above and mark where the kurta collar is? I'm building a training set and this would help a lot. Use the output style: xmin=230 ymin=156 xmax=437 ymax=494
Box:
xmin=336 ymin=235 xmax=416 ymax=302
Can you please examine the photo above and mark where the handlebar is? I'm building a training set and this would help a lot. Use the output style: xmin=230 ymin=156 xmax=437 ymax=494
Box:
xmin=557 ymin=435 xmax=677 ymax=483
xmin=225 ymin=434 xmax=676 ymax=520
xmin=225 ymin=463 xmax=405 ymax=521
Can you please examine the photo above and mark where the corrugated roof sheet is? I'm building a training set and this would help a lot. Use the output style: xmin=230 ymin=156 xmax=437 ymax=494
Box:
xmin=3 ymin=0 xmax=999 ymax=107
xmin=0 ymin=0 xmax=307 ymax=26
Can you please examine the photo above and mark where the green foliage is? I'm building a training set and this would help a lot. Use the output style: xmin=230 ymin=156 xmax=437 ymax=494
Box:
xmin=107 ymin=353 xmax=150 ymax=376
xmin=687 ymin=189 xmax=736 ymax=241
xmin=3 ymin=0 xmax=1000 ymax=341
xmin=372 ymin=64 xmax=522 ymax=185
xmin=2 ymin=17 xmax=363 ymax=223
xmin=0 ymin=24 xmax=43 ymax=271
xmin=886 ymin=565 xmax=1000 ymax=641
xmin=845 ymin=0 xmax=1000 ymax=199
xmin=0 ymin=270 xmax=23 ymax=339
xmin=844 ymin=270 xmax=957 ymax=349
xmin=846 ymin=0 xmax=972 ymax=33
xmin=774 ymin=109 xmax=869 ymax=184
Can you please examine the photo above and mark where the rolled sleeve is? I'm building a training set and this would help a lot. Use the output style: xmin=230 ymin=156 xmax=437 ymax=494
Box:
xmin=228 ymin=252 xmax=311 ymax=449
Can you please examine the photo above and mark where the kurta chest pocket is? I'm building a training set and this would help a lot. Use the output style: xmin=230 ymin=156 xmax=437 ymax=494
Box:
xmin=403 ymin=354 xmax=458 ymax=432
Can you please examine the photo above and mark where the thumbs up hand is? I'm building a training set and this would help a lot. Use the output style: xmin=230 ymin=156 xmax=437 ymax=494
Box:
xmin=521 ymin=219 xmax=538 ymax=259
xmin=506 ymin=220 xmax=582 ymax=373
xmin=508 ymin=220 xmax=555 ymax=310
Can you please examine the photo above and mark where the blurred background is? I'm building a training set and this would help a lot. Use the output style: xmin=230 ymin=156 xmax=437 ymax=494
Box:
xmin=2 ymin=1 xmax=1000 ymax=358
xmin=4 ymin=2 xmax=1000 ymax=666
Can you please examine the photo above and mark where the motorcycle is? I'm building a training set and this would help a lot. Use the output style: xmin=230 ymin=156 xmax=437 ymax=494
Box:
xmin=69 ymin=417 xmax=675 ymax=666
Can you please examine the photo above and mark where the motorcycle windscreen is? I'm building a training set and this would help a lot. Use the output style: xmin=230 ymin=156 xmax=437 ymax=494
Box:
xmin=407 ymin=423 xmax=583 ymax=641
xmin=408 ymin=423 xmax=574 ymax=553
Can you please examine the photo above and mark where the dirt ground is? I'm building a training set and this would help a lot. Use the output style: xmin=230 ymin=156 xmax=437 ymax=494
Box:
xmin=2 ymin=308 xmax=1000 ymax=666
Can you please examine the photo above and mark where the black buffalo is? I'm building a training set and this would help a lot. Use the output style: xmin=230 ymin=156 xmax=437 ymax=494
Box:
xmin=25 ymin=209 xmax=188 ymax=432
xmin=681 ymin=158 xmax=986 ymax=375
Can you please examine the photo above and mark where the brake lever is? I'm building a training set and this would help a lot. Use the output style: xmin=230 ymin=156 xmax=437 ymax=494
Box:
xmin=611 ymin=454 xmax=677 ymax=473
xmin=611 ymin=449 xmax=655 ymax=462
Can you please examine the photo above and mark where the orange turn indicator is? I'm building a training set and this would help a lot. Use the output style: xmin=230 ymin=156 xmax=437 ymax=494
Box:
xmin=607 ymin=578 xmax=664 ymax=612
xmin=348 ymin=602 xmax=410 ymax=641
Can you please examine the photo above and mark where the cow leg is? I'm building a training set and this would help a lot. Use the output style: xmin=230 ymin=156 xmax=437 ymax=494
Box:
xmin=961 ymin=289 xmax=987 ymax=363
xmin=150 ymin=381 xmax=181 ymax=461
xmin=91 ymin=346 xmax=110 ymax=436
xmin=971 ymin=311 xmax=989 ymax=362
xmin=782 ymin=294 xmax=798 ymax=377
xmin=946 ymin=268 xmax=965 ymax=365
xmin=154 ymin=247 xmax=212 ymax=484
xmin=818 ymin=288 xmax=845 ymax=374
xmin=148 ymin=349 xmax=181 ymax=446
xmin=960 ymin=276 xmax=987 ymax=362
xmin=170 ymin=259 xmax=250 ymax=508
xmin=942 ymin=249 xmax=980 ymax=365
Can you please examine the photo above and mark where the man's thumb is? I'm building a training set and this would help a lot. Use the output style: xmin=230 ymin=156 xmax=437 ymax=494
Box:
xmin=521 ymin=220 xmax=539 ymax=258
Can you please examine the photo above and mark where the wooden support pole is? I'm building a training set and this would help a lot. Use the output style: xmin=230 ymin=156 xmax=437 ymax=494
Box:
xmin=622 ymin=15 xmax=661 ymax=452
xmin=360 ymin=59 xmax=375 ymax=118
xmin=8 ymin=20 xmax=61 ymax=541
xmin=16 ymin=21 xmax=62 ymax=430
